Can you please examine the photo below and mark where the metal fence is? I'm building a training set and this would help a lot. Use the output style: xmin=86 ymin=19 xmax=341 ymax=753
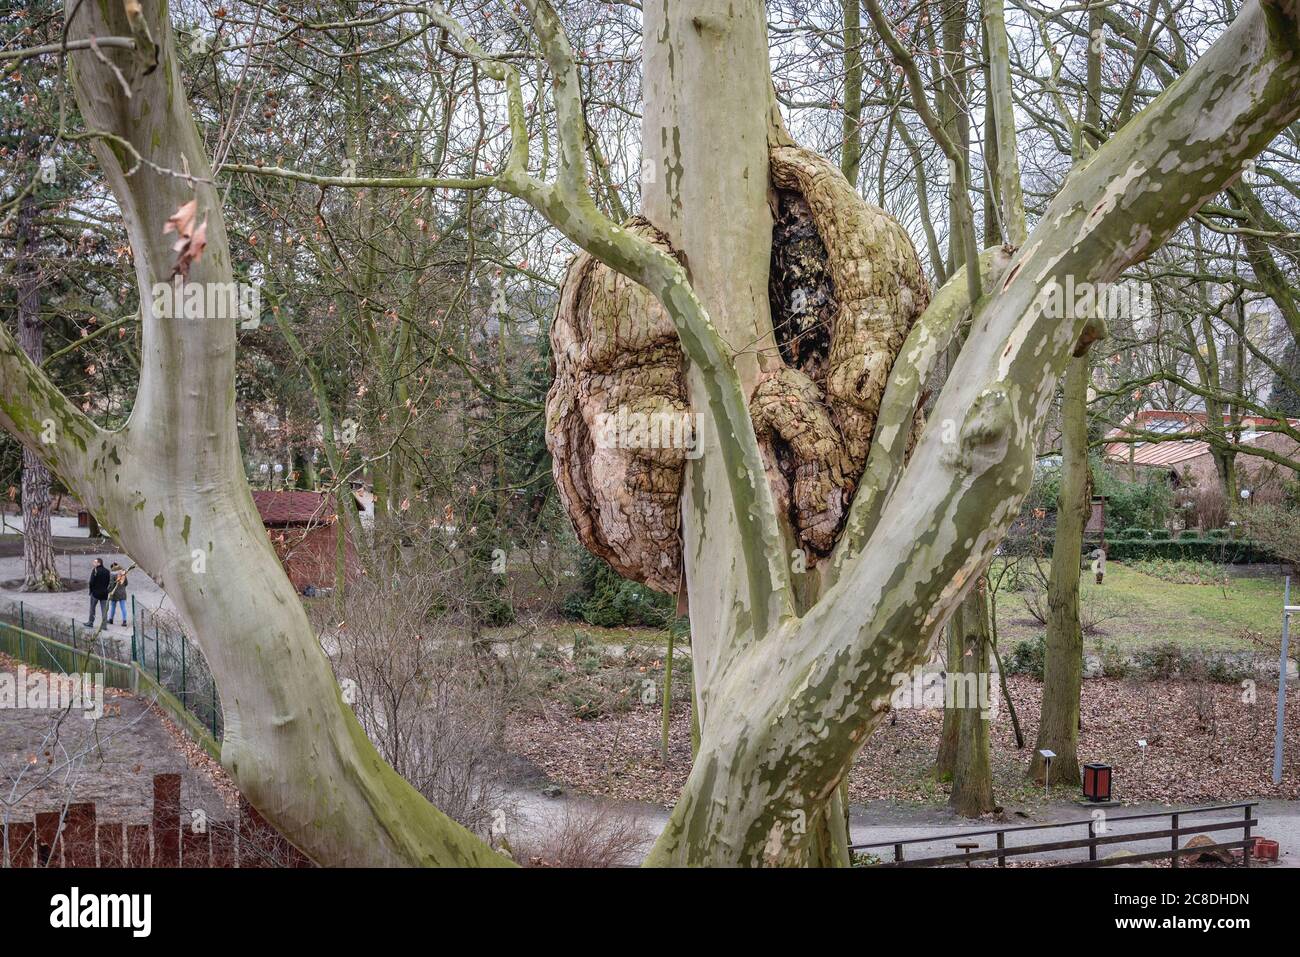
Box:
xmin=0 ymin=599 xmax=222 ymax=748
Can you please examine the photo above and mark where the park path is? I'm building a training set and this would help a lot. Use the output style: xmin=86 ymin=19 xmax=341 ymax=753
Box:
xmin=0 ymin=551 xmax=178 ymax=659
xmin=842 ymin=799 xmax=1299 ymax=867
xmin=501 ymin=780 xmax=1300 ymax=867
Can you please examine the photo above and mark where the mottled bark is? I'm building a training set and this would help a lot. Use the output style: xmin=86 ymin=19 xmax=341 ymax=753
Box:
xmin=547 ymin=146 xmax=929 ymax=585
xmin=547 ymin=218 xmax=688 ymax=593
xmin=759 ymin=146 xmax=929 ymax=556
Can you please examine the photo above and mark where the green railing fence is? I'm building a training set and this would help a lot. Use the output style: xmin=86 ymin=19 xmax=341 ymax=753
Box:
xmin=0 ymin=600 xmax=222 ymax=758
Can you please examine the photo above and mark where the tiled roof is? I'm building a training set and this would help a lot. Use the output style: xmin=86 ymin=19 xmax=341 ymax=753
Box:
xmin=1103 ymin=410 xmax=1299 ymax=468
xmin=251 ymin=490 xmax=335 ymax=525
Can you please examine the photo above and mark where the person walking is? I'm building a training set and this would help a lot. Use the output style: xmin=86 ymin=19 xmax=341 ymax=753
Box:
xmin=106 ymin=562 xmax=129 ymax=626
xmin=84 ymin=558 xmax=109 ymax=628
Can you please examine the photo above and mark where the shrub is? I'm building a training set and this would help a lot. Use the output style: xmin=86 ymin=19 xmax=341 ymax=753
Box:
xmin=1133 ymin=641 xmax=1190 ymax=680
xmin=1177 ymin=529 xmax=1200 ymax=540
xmin=1179 ymin=484 xmax=1229 ymax=530
xmin=1094 ymin=640 xmax=1132 ymax=678
xmin=1006 ymin=636 xmax=1046 ymax=679
xmin=510 ymin=801 xmax=652 ymax=867
xmin=1099 ymin=472 xmax=1174 ymax=530
xmin=1206 ymin=657 xmax=1253 ymax=684
xmin=1243 ymin=504 xmax=1300 ymax=567
xmin=320 ymin=574 xmax=516 ymax=836
xmin=1148 ymin=528 xmax=1171 ymax=541
xmin=1120 ymin=526 xmax=1149 ymax=540
xmin=567 ymin=553 xmax=677 ymax=628
xmin=560 ymin=591 xmax=588 ymax=621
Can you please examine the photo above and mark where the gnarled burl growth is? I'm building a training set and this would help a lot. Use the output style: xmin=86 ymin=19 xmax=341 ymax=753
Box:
xmin=547 ymin=217 xmax=689 ymax=592
xmin=547 ymin=145 xmax=929 ymax=584
xmin=755 ymin=146 xmax=930 ymax=556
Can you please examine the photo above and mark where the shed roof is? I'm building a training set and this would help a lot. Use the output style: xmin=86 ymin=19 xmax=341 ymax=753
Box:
xmin=251 ymin=490 xmax=336 ymax=526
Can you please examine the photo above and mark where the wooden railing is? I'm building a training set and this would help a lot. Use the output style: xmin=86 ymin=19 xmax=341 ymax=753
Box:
xmin=851 ymin=802 xmax=1258 ymax=868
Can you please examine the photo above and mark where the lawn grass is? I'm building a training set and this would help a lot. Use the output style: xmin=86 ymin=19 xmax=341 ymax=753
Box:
xmin=513 ymin=562 xmax=1289 ymax=656
xmin=993 ymin=561 xmax=1289 ymax=652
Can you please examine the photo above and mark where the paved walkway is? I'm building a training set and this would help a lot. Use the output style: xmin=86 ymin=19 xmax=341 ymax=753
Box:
xmin=0 ymin=514 xmax=91 ymax=539
xmin=0 ymin=551 xmax=178 ymax=659
xmin=844 ymin=800 xmax=1299 ymax=867
xmin=500 ymin=781 xmax=1300 ymax=866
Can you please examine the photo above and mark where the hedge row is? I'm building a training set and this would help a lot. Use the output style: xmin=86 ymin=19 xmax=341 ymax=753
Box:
xmin=1102 ymin=537 xmax=1276 ymax=563
xmin=1114 ymin=526 xmax=1230 ymax=542
xmin=1001 ymin=534 xmax=1277 ymax=563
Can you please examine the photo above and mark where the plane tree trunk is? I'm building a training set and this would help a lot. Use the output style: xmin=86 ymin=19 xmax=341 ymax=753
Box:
xmin=0 ymin=0 xmax=506 ymax=867
xmin=1 ymin=0 xmax=1298 ymax=868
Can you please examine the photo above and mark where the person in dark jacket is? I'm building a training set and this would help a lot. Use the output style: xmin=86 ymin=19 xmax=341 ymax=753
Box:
xmin=84 ymin=558 xmax=109 ymax=627
xmin=106 ymin=562 xmax=129 ymax=626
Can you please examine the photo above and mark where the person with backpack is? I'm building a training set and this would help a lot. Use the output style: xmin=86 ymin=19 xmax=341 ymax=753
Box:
xmin=106 ymin=562 xmax=129 ymax=626
xmin=83 ymin=558 xmax=110 ymax=628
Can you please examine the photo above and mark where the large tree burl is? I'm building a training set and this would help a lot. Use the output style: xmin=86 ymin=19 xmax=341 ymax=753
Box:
xmin=546 ymin=144 xmax=930 ymax=593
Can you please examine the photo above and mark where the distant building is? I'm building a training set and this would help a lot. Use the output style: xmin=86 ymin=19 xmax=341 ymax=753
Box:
xmin=251 ymin=491 xmax=359 ymax=592
xmin=1103 ymin=409 xmax=1300 ymax=491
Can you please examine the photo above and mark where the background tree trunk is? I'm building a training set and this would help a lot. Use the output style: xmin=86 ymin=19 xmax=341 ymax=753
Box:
xmin=1031 ymin=353 xmax=1089 ymax=787
xmin=950 ymin=581 xmax=995 ymax=815
xmin=15 ymin=189 xmax=60 ymax=592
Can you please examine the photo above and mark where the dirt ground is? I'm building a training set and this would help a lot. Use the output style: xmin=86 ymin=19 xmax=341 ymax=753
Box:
xmin=0 ymin=654 xmax=236 ymax=826
xmin=506 ymin=674 xmax=1300 ymax=809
